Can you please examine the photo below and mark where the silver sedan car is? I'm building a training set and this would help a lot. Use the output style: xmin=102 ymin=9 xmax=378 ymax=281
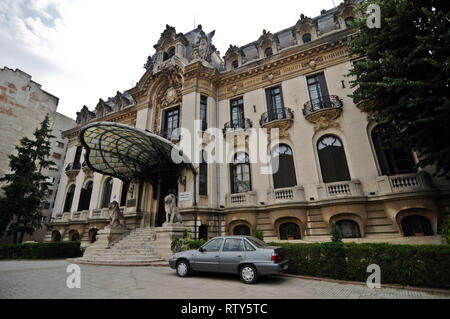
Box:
xmin=169 ymin=236 xmax=288 ymax=284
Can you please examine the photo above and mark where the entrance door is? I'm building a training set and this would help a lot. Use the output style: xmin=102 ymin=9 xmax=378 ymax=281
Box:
xmin=156 ymin=171 xmax=179 ymax=227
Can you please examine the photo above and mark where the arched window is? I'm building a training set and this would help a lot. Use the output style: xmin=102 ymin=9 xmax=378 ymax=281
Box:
xmin=272 ymin=144 xmax=297 ymax=189
xmin=401 ymin=215 xmax=433 ymax=237
xmin=70 ymin=231 xmax=80 ymax=242
xmin=77 ymin=181 xmax=93 ymax=211
xmin=52 ymin=231 xmax=61 ymax=242
xmin=317 ymin=135 xmax=351 ymax=183
xmin=163 ymin=47 xmax=175 ymax=61
xmin=101 ymin=178 xmax=113 ymax=208
xmin=199 ymin=150 xmax=207 ymax=195
xmin=264 ymin=47 xmax=273 ymax=57
xmin=302 ymin=33 xmax=311 ymax=43
xmin=232 ymin=60 xmax=239 ymax=69
xmin=89 ymin=228 xmax=98 ymax=243
xmin=279 ymin=223 xmax=301 ymax=240
xmin=199 ymin=225 xmax=208 ymax=240
xmin=63 ymin=185 xmax=75 ymax=212
xmin=120 ymin=181 xmax=129 ymax=207
xmin=345 ymin=16 xmax=355 ymax=27
xmin=336 ymin=220 xmax=361 ymax=238
xmin=233 ymin=225 xmax=250 ymax=236
xmin=371 ymin=124 xmax=415 ymax=176
xmin=230 ymin=153 xmax=251 ymax=194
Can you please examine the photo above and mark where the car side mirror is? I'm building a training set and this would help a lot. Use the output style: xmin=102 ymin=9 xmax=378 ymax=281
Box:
xmin=199 ymin=247 xmax=206 ymax=253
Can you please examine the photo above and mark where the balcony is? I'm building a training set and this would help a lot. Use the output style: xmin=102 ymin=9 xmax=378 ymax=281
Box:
xmin=65 ymin=162 xmax=81 ymax=180
xmin=259 ymin=108 xmax=294 ymax=138
xmin=376 ymin=172 xmax=433 ymax=195
xmin=317 ymin=180 xmax=364 ymax=200
xmin=223 ymin=118 xmax=253 ymax=134
xmin=267 ymin=186 xmax=306 ymax=204
xmin=225 ymin=191 xmax=258 ymax=208
xmin=303 ymin=95 xmax=343 ymax=131
xmin=158 ymin=129 xmax=180 ymax=142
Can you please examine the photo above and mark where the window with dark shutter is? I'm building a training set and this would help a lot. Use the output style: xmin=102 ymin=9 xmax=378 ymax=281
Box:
xmin=199 ymin=151 xmax=207 ymax=195
xmin=317 ymin=135 xmax=351 ymax=183
xmin=230 ymin=97 xmax=245 ymax=129
xmin=307 ymin=72 xmax=330 ymax=111
xmin=200 ymin=95 xmax=208 ymax=131
xmin=272 ymin=144 xmax=297 ymax=189
xmin=63 ymin=185 xmax=75 ymax=212
xmin=371 ymin=124 xmax=415 ymax=176
xmin=265 ymin=85 xmax=285 ymax=121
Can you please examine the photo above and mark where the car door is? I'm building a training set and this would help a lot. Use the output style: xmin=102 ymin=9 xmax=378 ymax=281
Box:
xmin=219 ymin=238 xmax=245 ymax=273
xmin=193 ymin=238 xmax=224 ymax=272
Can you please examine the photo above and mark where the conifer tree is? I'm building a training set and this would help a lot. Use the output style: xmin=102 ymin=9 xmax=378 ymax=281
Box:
xmin=0 ymin=115 xmax=55 ymax=243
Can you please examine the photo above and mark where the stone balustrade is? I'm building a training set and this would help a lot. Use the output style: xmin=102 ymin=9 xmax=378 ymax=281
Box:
xmin=317 ymin=180 xmax=364 ymax=200
xmin=267 ymin=186 xmax=306 ymax=204
xmin=226 ymin=191 xmax=258 ymax=207
xmin=376 ymin=172 xmax=432 ymax=195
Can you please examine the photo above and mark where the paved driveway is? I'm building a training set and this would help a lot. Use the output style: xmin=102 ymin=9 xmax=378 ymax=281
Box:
xmin=0 ymin=260 xmax=447 ymax=299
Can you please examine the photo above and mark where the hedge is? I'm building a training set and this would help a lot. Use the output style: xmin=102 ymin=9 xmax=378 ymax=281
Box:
xmin=269 ymin=242 xmax=450 ymax=289
xmin=0 ymin=242 xmax=83 ymax=260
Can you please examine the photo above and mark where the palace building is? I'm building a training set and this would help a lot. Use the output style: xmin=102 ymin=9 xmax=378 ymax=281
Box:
xmin=47 ymin=0 xmax=450 ymax=248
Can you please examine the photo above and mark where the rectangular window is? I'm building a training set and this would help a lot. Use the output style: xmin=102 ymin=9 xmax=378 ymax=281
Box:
xmin=52 ymin=152 xmax=61 ymax=160
xmin=161 ymin=106 xmax=180 ymax=139
xmin=265 ymin=85 xmax=285 ymax=121
xmin=73 ymin=146 xmax=82 ymax=169
xmin=306 ymin=72 xmax=330 ymax=111
xmin=230 ymin=97 xmax=244 ymax=129
xmin=200 ymin=95 xmax=208 ymax=131
xmin=56 ymin=141 xmax=64 ymax=148
xmin=199 ymin=151 xmax=207 ymax=195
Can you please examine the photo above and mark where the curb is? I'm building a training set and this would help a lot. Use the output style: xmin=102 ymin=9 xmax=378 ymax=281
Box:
xmin=66 ymin=259 xmax=169 ymax=267
xmin=280 ymin=273 xmax=450 ymax=296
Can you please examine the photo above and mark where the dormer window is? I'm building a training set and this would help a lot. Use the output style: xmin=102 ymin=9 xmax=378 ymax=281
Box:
xmin=345 ymin=17 xmax=355 ymax=27
xmin=264 ymin=47 xmax=273 ymax=57
xmin=302 ymin=33 xmax=311 ymax=43
xmin=163 ymin=46 xmax=175 ymax=61
xmin=232 ymin=60 xmax=239 ymax=69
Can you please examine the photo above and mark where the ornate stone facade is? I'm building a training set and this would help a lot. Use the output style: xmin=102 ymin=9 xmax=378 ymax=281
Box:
xmin=47 ymin=2 xmax=450 ymax=248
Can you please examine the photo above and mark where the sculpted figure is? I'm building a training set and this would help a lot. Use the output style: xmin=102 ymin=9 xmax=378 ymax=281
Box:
xmin=108 ymin=201 xmax=127 ymax=229
xmin=164 ymin=193 xmax=182 ymax=224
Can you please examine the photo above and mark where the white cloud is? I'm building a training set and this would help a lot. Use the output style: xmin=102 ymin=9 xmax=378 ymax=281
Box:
xmin=1 ymin=0 xmax=338 ymax=119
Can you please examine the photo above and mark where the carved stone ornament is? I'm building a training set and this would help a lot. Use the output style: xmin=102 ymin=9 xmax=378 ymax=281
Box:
xmin=82 ymin=166 xmax=94 ymax=179
xmin=192 ymin=36 xmax=208 ymax=60
xmin=307 ymin=108 xmax=342 ymax=132
xmin=160 ymin=86 xmax=181 ymax=108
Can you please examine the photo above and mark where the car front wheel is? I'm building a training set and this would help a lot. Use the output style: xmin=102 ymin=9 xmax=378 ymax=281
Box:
xmin=176 ymin=260 xmax=191 ymax=277
xmin=240 ymin=265 xmax=257 ymax=284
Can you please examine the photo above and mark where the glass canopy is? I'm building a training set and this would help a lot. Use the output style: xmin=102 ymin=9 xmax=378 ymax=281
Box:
xmin=79 ymin=122 xmax=194 ymax=182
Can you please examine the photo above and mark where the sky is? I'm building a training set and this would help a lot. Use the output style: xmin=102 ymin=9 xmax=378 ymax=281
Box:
xmin=0 ymin=0 xmax=339 ymax=120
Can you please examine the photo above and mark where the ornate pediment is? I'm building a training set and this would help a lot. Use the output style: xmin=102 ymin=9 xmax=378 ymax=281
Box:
xmin=76 ymin=105 xmax=95 ymax=126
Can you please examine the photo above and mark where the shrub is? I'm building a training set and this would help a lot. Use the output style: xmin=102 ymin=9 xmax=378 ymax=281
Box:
xmin=268 ymin=242 xmax=450 ymax=289
xmin=254 ymin=230 xmax=264 ymax=241
xmin=0 ymin=242 xmax=83 ymax=260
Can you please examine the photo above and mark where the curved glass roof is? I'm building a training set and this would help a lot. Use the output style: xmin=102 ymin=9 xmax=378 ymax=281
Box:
xmin=79 ymin=122 xmax=194 ymax=182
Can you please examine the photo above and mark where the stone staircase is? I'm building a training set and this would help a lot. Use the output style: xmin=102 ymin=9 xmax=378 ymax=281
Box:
xmin=72 ymin=228 xmax=166 ymax=265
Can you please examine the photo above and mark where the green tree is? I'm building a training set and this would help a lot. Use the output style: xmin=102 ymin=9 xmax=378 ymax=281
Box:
xmin=0 ymin=115 xmax=55 ymax=243
xmin=347 ymin=0 xmax=450 ymax=178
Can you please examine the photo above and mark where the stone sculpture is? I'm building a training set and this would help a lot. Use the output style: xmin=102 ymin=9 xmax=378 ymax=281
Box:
xmin=107 ymin=201 xmax=127 ymax=229
xmin=164 ymin=193 xmax=183 ymax=224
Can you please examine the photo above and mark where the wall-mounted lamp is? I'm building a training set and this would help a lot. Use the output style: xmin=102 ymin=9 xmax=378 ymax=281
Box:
xmin=341 ymin=80 xmax=346 ymax=89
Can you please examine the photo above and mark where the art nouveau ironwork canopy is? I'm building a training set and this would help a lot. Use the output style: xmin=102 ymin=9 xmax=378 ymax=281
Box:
xmin=79 ymin=122 xmax=195 ymax=182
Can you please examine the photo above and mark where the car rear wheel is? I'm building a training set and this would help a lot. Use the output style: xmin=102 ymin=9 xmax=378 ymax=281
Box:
xmin=176 ymin=260 xmax=191 ymax=277
xmin=240 ymin=264 xmax=258 ymax=284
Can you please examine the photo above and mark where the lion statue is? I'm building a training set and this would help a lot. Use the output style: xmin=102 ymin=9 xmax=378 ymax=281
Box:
xmin=164 ymin=193 xmax=182 ymax=224
xmin=108 ymin=201 xmax=127 ymax=229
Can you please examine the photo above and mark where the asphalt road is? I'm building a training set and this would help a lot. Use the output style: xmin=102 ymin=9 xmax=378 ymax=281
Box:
xmin=0 ymin=260 xmax=447 ymax=299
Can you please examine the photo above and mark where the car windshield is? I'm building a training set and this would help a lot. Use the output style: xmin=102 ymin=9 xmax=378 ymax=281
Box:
xmin=245 ymin=236 xmax=269 ymax=248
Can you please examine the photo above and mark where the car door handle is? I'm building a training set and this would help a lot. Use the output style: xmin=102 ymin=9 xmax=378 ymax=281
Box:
xmin=237 ymin=255 xmax=242 ymax=258
xmin=215 ymin=256 xmax=219 ymax=258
